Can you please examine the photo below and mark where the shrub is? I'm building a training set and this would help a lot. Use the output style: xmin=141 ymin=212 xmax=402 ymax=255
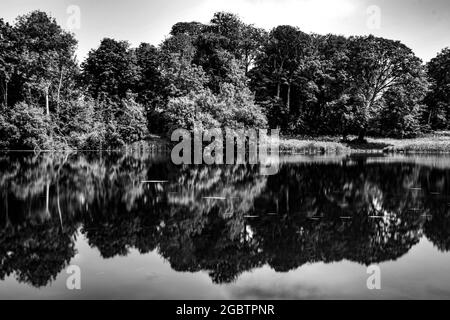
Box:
xmin=0 ymin=102 xmax=51 ymax=150
xmin=162 ymin=83 xmax=267 ymax=135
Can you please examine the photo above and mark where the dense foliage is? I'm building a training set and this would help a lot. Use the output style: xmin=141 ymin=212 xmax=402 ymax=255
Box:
xmin=425 ymin=48 xmax=450 ymax=129
xmin=0 ymin=11 xmax=449 ymax=149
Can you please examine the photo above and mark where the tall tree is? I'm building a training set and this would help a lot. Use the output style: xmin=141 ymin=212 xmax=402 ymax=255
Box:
xmin=134 ymin=43 xmax=163 ymax=106
xmin=14 ymin=11 xmax=77 ymax=116
xmin=425 ymin=48 xmax=450 ymax=129
xmin=170 ymin=21 xmax=204 ymax=38
xmin=346 ymin=35 xmax=427 ymax=141
xmin=81 ymin=38 xmax=139 ymax=100
xmin=0 ymin=19 xmax=18 ymax=108
xmin=240 ymin=24 xmax=267 ymax=75
xmin=251 ymin=25 xmax=312 ymax=130
xmin=193 ymin=12 xmax=265 ymax=92
xmin=289 ymin=34 xmax=351 ymax=135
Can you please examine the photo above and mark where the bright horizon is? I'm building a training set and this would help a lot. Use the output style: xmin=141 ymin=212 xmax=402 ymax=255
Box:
xmin=1 ymin=0 xmax=449 ymax=63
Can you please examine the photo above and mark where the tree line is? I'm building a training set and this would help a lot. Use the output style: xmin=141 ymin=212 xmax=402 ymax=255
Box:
xmin=1 ymin=11 xmax=450 ymax=150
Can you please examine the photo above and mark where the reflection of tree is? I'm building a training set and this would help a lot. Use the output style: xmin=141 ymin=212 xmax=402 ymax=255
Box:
xmin=249 ymin=162 xmax=425 ymax=268
xmin=0 ymin=222 xmax=76 ymax=287
xmin=154 ymin=164 xmax=268 ymax=283
xmin=158 ymin=210 xmax=264 ymax=283
xmin=424 ymin=210 xmax=450 ymax=251
xmin=62 ymin=153 xmax=173 ymax=259
xmin=0 ymin=153 xmax=79 ymax=287
xmin=421 ymin=170 xmax=450 ymax=251
xmin=1 ymin=152 xmax=450 ymax=287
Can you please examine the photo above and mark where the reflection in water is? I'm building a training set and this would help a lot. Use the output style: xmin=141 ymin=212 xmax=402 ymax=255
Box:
xmin=0 ymin=152 xmax=449 ymax=292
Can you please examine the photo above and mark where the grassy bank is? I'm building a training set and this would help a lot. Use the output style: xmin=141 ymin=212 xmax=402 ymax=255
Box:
xmin=381 ymin=135 xmax=450 ymax=154
xmin=277 ymin=138 xmax=351 ymax=154
xmin=277 ymin=131 xmax=450 ymax=155
xmin=139 ymin=131 xmax=450 ymax=156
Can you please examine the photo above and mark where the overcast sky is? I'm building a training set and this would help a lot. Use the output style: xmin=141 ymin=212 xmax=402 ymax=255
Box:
xmin=1 ymin=0 xmax=449 ymax=62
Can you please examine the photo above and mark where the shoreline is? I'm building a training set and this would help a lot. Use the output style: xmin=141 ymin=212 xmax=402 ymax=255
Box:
xmin=277 ymin=132 xmax=450 ymax=155
xmin=2 ymin=132 xmax=450 ymax=155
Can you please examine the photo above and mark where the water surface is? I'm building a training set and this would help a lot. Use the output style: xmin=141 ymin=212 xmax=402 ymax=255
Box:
xmin=1 ymin=151 xmax=450 ymax=299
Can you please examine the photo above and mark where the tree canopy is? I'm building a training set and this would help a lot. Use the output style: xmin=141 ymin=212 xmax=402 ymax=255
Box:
xmin=0 ymin=10 xmax=448 ymax=150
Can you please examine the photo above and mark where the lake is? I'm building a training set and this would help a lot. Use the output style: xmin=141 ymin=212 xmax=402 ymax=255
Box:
xmin=1 ymin=151 xmax=450 ymax=299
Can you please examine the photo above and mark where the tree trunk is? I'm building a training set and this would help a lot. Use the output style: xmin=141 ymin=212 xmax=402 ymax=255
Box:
xmin=4 ymin=81 xmax=8 ymax=108
xmin=245 ymin=52 xmax=249 ymax=76
xmin=276 ymin=59 xmax=284 ymax=99
xmin=286 ymin=186 xmax=289 ymax=215
xmin=56 ymin=68 xmax=64 ymax=118
xmin=45 ymin=182 xmax=50 ymax=219
xmin=286 ymin=82 xmax=291 ymax=114
xmin=358 ymin=128 xmax=367 ymax=142
xmin=45 ymin=87 xmax=50 ymax=117
xmin=342 ymin=128 xmax=349 ymax=141
xmin=4 ymin=191 xmax=10 ymax=228
xmin=57 ymin=182 xmax=63 ymax=228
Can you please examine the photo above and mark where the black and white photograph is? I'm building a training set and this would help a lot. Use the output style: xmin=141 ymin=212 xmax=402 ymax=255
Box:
xmin=1 ymin=0 xmax=450 ymax=307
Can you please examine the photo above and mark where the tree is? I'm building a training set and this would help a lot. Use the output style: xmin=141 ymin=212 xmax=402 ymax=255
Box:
xmin=133 ymin=43 xmax=166 ymax=132
xmin=425 ymin=48 xmax=450 ymax=129
xmin=81 ymin=38 xmax=139 ymax=100
xmin=0 ymin=19 xmax=18 ymax=108
xmin=0 ymin=102 xmax=51 ymax=149
xmin=299 ymin=34 xmax=351 ymax=136
xmin=134 ymin=43 xmax=163 ymax=106
xmin=154 ymin=30 xmax=210 ymax=133
xmin=193 ymin=13 xmax=265 ymax=92
xmin=116 ymin=93 xmax=149 ymax=143
xmin=14 ymin=11 xmax=78 ymax=117
xmin=163 ymin=59 xmax=266 ymax=133
xmin=250 ymin=25 xmax=313 ymax=131
xmin=240 ymin=24 xmax=267 ymax=75
xmin=346 ymin=35 xmax=427 ymax=141
xmin=170 ymin=21 xmax=204 ymax=38
xmin=377 ymin=77 xmax=428 ymax=138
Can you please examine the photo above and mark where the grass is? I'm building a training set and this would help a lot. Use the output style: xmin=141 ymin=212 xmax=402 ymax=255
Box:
xmin=135 ymin=131 xmax=450 ymax=156
xmin=380 ymin=134 xmax=450 ymax=154
xmin=276 ymin=138 xmax=351 ymax=155
xmin=276 ymin=131 xmax=450 ymax=155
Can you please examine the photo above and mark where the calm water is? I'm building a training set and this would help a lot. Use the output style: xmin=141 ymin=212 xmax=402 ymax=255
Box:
xmin=1 ymin=151 xmax=450 ymax=299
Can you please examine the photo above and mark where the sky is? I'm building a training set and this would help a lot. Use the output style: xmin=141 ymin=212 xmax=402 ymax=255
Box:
xmin=0 ymin=0 xmax=449 ymax=63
